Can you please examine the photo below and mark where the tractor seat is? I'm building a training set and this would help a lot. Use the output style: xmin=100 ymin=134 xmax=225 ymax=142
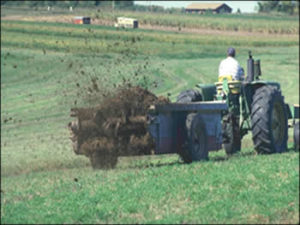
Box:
xmin=215 ymin=75 xmax=241 ymax=94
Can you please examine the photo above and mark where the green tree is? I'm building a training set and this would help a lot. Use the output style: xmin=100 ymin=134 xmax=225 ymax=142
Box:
xmin=45 ymin=1 xmax=56 ymax=7
xmin=278 ymin=1 xmax=298 ymax=14
xmin=23 ymin=0 xmax=39 ymax=7
xmin=116 ymin=0 xmax=133 ymax=8
xmin=257 ymin=0 xmax=299 ymax=15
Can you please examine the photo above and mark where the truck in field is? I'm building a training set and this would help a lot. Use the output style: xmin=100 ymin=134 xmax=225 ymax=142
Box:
xmin=114 ymin=17 xmax=138 ymax=29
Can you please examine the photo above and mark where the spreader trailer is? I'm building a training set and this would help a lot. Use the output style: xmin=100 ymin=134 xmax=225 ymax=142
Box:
xmin=148 ymin=101 xmax=228 ymax=162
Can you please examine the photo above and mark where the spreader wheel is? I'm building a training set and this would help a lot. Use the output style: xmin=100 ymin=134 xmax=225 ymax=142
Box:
xmin=180 ymin=113 xmax=208 ymax=163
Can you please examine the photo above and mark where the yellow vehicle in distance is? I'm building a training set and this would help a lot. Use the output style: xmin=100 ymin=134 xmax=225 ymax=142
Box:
xmin=114 ymin=17 xmax=138 ymax=29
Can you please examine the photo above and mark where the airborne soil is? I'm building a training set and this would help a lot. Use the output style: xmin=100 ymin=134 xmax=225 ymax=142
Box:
xmin=68 ymin=86 xmax=169 ymax=169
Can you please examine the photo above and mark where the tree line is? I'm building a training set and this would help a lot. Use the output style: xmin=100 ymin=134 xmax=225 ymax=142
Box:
xmin=257 ymin=1 xmax=299 ymax=15
xmin=0 ymin=1 xmax=134 ymax=9
xmin=1 ymin=0 xmax=299 ymax=15
xmin=1 ymin=0 xmax=184 ymax=14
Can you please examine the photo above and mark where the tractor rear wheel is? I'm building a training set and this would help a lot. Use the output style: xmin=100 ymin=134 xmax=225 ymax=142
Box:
xmin=181 ymin=113 xmax=208 ymax=163
xmin=176 ymin=89 xmax=202 ymax=103
xmin=294 ymin=122 xmax=299 ymax=151
xmin=251 ymin=85 xmax=288 ymax=154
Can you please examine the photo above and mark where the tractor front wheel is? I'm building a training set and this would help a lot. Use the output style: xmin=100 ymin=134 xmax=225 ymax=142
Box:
xmin=222 ymin=113 xmax=241 ymax=155
xmin=251 ymin=85 xmax=288 ymax=154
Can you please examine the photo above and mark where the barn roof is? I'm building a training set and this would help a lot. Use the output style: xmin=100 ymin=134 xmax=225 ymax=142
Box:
xmin=186 ymin=3 xmax=230 ymax=10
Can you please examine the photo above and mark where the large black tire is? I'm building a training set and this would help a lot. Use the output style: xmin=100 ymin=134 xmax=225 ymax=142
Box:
xmin=180 ymin=113 xmax=208 ymax=163
xmin=294 ymin=122 xmax=299 ymax=151
xmin=176 ymin=89 xmax=203 ymax=162
xmin=251 ymin=85 xmax=288 ymax=154
xmin=222 ymin=113 xmax=241 ymax=155
xmin=176 ymin=89 xmax=202 ymax=103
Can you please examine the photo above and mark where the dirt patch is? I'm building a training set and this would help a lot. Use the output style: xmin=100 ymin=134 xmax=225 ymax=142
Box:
xmin=2 ymin=14 xmax=114 ymax=27
xmin=68 ymin=86 xmax=169 ymax=169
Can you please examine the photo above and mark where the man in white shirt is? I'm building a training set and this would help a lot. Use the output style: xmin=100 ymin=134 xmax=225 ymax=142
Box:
xmin=218 ymin=47 xmax=244 ymax=81
xmin=218 ymin=48 xmax=243 ymax=154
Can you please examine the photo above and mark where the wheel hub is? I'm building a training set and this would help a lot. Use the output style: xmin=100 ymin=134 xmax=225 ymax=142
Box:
xmin=272 ymin=102 xmax=285 ymax=145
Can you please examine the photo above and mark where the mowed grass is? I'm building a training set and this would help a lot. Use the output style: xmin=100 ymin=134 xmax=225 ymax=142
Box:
xmin=94 ymin=9 xmax=299 ymax=34
xmin=2 ymin=151 xmax=299 ymax=224
xmin=1 ymin=17 xmax=299 ymax=224
xmin=2 ymin=5 xmax=299 ymax=34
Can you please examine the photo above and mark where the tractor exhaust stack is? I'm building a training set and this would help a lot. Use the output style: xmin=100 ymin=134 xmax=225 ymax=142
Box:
xmin=246 ymin=51 xmax=254 ymax=82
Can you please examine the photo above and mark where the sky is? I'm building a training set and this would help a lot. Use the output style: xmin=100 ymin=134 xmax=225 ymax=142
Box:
xmin=134 ymin=1 xmax=259 ymax=13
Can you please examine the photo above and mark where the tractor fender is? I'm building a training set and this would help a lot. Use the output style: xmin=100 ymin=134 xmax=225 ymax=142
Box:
xmin=242 ymin=81 xmax=282 ymax=111
xmin=195 ymin=84 xmax=216 ymax=101
xmin=249 ymin=80 xmax=281 ymax=91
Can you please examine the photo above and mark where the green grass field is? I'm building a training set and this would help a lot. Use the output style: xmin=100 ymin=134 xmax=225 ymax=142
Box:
xmin=1 ymin=11 xmax=299 ymax=224
xmin=2 ymin=5 xmax=299 ymax=34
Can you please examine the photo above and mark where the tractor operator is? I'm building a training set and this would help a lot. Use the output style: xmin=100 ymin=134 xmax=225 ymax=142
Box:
xmin=218 ymin=47 xmax=243 ymax=151
xmin=218 ymin=47 xmax=244 ymax=81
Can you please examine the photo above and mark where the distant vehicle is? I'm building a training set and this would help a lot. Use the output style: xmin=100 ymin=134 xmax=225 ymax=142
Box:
xmin=114 ymin=17 xmax=138 ymax=29
xmin=73 ymin=16 xmax=91 ymax=25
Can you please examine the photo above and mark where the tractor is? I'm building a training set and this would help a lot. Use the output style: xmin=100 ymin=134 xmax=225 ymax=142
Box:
xmin=170 ymin=51 xmax=299 ymax=162
xmin=69 ymin=52 xmax=298 ymax=168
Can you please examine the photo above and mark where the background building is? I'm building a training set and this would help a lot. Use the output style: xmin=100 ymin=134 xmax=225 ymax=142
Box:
xmin=185 ymin=3 xmax=232 ymax=14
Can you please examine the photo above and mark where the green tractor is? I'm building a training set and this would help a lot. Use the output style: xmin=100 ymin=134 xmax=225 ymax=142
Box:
xmin=177 ymin=51 xmax=299 ymax=159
